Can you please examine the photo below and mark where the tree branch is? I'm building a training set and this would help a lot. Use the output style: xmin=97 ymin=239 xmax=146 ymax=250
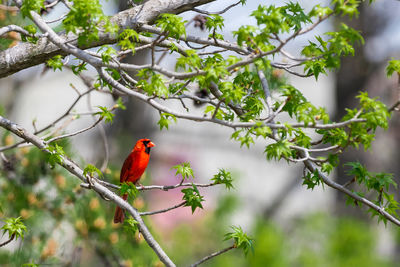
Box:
xmin=0 ymin=0 xmax=215 ymax=78
xmin=190 ymin=245 xmax=235 ymax=267
xmin=0 ymin=234 xmax=15 ymax=248
xmin=0 ymin=115 xmax=176 ymax=267
xmin=139 ymin=201 xmax=186 ymax=216
xmin=302 ymin=154 xmax=400 ymax=227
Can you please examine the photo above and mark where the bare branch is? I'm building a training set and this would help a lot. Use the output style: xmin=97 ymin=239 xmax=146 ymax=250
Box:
xmin=139 ymin=201 xmax=186 ymax=216
xmin=192 ymin=0 xmax=241 ymax=15
xmin=190 ymin=245 xmax=235 ymax=267
xmin=0 ymin=234 xmax=15 ymax=248
xmin=45 ymin=117 xmax=103 ymax=144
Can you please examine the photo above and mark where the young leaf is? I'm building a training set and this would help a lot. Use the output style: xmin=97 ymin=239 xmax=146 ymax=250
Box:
xmin=123 ymin=218 xmax=139 ymax=235
xmin=212 ymin=169 xmax=234 ymax=190
xmin=181 ymin=184 xmax=204 ymax=213
xmin=172 ymin=162 xmax=194 ymax=180
xmin=21 ymin=0 xmax=44 ymax=18
xmin=120 ymin=182 xmax=139 ymax=199
xmin=95 ymin=106 xmax=115 ymax=123
xmin=224 ymin=226 xmax=254 ymax=255
xmin=46 ymin=55 xmax=64 ymax=71
xmin=46 ymin=144 xmax=65 ymax=168
xmin=1 ymin=217 xmax=27 ymax=240
xmin=156 ymin=14 xmax=187 ymax=39
xmin=386 ymin=59 xmax=400 ymax=77
xmin=158 ymin=113 xmax=177 ymax=130
xmin=83 ymin=164 xmax=103 ymax=178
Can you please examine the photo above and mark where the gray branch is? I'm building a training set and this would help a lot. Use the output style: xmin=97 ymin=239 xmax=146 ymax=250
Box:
xmin=302 ymin=152 xmax=400 ymax=227
xmin=0 ymin=115 xmax=176 ymax=267
xmin=0 ymin=0 xmax=215 ymax=78
xmin=190 ymin=245 xmax=235 ymax=267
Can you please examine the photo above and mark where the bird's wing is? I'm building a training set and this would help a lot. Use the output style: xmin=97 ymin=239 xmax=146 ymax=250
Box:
xmin=120 ymin=153 xmax=134 ymax=183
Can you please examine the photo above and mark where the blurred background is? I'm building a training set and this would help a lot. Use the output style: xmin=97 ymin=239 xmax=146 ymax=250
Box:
xmin=1 ymin=0 xmax=400 ymax=266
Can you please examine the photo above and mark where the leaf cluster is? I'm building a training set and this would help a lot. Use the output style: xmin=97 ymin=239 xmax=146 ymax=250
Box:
xmin=172 ymin=162 xmax=194 ymax=181
xmin=181 ymin=184 xmax=204 ymax=213
xmin=83 ymin=164 xmax=103 ymax=178
xmin=120 ymin=182 xmax=139 ymax=199
xmin=155 ymin=14 xmax=187 ymax=39
xmin=95 ymin=106 xmax=114 ymax=123
xmin=345 ymin=162 xmax=399 ymax=224
xmin=302 ymin=23 xmax=364 ymax=79
xmin=62 ymin=0 xmax=117 ymax=45
xmin=1 ymin=217 xmax=27 ymax=240
xmin=224 ymin=226 xmax=254 ymax=255
xmin=45 ymin=144 xmax=65 ymax=168
xmin=211 ymin=169 xmax=234 ymax=190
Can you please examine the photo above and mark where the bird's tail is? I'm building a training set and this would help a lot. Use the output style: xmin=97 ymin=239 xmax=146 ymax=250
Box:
xmin=113 ymin=194 xmax=128 ymax=224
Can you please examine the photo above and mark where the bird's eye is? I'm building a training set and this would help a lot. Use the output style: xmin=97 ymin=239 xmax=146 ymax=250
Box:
xmin=142 ymin=140 xmax=150 ymax=146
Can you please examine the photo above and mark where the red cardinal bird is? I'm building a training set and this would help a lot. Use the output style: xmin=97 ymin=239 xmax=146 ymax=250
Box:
xmin=113 ymin=138 xmax=155 ymax=223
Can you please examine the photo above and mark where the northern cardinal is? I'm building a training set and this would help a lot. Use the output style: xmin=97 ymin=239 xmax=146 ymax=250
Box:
xmin=113 ymin=138 xmax=155 ymax=223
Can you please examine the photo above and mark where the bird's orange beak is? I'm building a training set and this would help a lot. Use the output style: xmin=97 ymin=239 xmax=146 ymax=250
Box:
xmin=148 ymin=141 xmax=155 ymax=148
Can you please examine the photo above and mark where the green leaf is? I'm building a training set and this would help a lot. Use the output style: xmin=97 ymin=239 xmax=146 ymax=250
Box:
xmin=1 ymin=217 xmax=27 ymax=240
xmin=83 ymin=164 xmax=103 ymax=178
xmin=211 ymin=169 xmax=234 ymax=190
xmin=46 ymin=55 xmax=64 ymax=71
xmin=63 ymin=0 xmax=117 ymax=45
xmin=120 ymin=182 xmax=139 ymax=199
xmin=46 ymin=144 xmax=65 ymax=168
xmin=345 ymin=161 xmax=368 ymax=185
xmin=21 ymin=25 xmax=38 ymax=44
xmin=156 ymin=14 xmax=187 ymax=39
xmin=118 ymin=29 xmax=139 ymax=52
xmin=172 ymin=162 xmax=194 ymax=180
xmin=115 ymin=97 xmax=126 ymax=110
xmin=205 ymin=14 xmax=225 ymax=31
xmin=181 ymin=184 xmax=204 ymax=213
xmin=138 ymin=73 xmax=169 ymax=97
xmin=251 ymin=123 xmax=272 ymax=139
xmin=224 ymin=226 xmax=254 ymax=255
xmin=264 ymin=139 xmax=293 ymax=161
xmin=123 ymin=218 xmax=139 ymax=235
xmin=231 ymin=129 xmax=255 ymax=148
xmin=71 ymin=62 xmax=87 ymax=75
xmin=386 ymin=59 xmax=400 ymax=77
xmin=95 ymin=106 xmax=115 ymax=123
xmin=157 ymin=113 xmax=176 ymax=130
xmin=302 ymin=170 xmax=322 ymax=190
xmin=367 ymin=172 xmax=396 ymax=192
xmin=98 ymin=46 xmax=117 ymax=64
xmin=21 ymin=0 xmax=44 ymax=18
xmin=332 ymin=0 xmax=361 ymax=18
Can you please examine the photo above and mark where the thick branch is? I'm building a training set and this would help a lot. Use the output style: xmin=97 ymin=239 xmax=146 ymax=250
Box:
xmin=0 ymin=0 xmax=215 ymax=78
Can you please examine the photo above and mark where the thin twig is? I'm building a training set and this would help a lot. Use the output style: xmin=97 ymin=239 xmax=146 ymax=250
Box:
xmin=192 ymin=0 xmax=241 ymax=15
xmin=190 ymin=245 xmax=235 ymax=267
xmin=45 ymin=117 xmax=103 ymax=144
xmin=0 ymin=234 xmax=15 ymax=248
xmin=92 ymin=179 xmax=218 ymax=192
xmin=139 ymin=201 xmax=186 ymax=216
